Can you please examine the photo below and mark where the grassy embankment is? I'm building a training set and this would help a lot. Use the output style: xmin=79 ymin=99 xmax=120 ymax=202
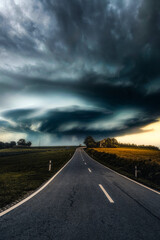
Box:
xmin=86 ymin=147 xmax=160 ymax=191
xmin=0 ymin=147 xmax=76 ymax=209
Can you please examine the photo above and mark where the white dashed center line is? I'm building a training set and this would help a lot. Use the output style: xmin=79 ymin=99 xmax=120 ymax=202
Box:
xmin=88 ymin=168 xmax=92 ymax=173
xmin=99 ymin=184 xmax=114 ymax=203
xmin=80 ymin=151 xmax=85 ymax=162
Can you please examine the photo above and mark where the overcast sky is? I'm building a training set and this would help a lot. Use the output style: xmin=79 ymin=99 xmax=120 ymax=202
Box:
xmin=0 ymin=0 xmax=160 ymax=146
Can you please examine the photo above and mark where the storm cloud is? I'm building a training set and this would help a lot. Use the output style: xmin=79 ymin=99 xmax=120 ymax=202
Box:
xmin=0 ymin=0 xmax=160 ymax=145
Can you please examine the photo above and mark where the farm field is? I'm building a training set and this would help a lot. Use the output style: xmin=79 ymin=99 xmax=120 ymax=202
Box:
xmin=0 ymin=147 xmax=76 ymax=209
xmin=0 ymin=147 xmax=66 ymax=154
xmin=93 ymin=148 xmax=160 ymax=164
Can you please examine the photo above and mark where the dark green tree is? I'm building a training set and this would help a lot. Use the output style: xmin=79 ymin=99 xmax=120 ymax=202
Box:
xmin=26 ymin=141 xmax=32 ymax=147
xmin=10 ymin=141 xmax=16 ymax=148
xmin=84 ymin=136 xmax=97 ymax=148
xmin=111 ymin=138 xmax=118 ymax=148
xmin=17 ymin=139 xmax=26 ymax=146
xmin=0 ymin=142 xmax=4 ymax=149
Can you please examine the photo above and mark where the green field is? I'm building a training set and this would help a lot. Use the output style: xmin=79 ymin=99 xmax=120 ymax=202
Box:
xmin=0 ymin=147 xmax=76 ymax=209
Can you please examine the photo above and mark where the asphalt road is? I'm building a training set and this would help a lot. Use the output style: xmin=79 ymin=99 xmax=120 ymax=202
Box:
xmin=0 ymin=148 xmax=160 ymax=240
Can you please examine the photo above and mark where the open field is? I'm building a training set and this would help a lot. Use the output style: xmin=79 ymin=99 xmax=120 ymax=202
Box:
xmin=0 ymin=148 xmax=42 ymax=153
xmin=93 ymin=148 xmax=160 ymax=164
xmin=0 ymin=147 xmax=76 ymax=208
xmin=86 ymin=148 xmax=160 ymax=190
xmin=0 ymin=146 xmax=69 ymax=153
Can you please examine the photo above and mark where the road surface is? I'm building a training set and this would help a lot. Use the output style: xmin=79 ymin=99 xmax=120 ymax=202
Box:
xmin=0 ymin=148 xmax=160 ymax=240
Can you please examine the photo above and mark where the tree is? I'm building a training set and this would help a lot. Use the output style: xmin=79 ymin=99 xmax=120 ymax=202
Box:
xmin=111 ymin=138 xmax=118 ymax=148
xmin=17 ymin=139 xmax=26 ymax=146
xmin=26 ymin=141 xmax=32 ymax=147
xmin=0 ymin=142 xmax=4 ymax=149
xmin=10 ymin=141 xmax=16 ymax=148
xmin=105 ymin=138 xmax=112 ymax=147
xmin=4 ymin=142 xmax=10 ymax=148
xmin=99 ymin=138 xmax=118 ymax=148
xmin=84 ymin=136 xmax=97 ymax=148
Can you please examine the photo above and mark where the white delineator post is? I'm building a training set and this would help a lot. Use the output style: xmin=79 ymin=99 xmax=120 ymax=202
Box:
xmin=49 ymin=160 xmax=52 ymax=171
xmin=135 ymin=165 xmax=138 ymax=178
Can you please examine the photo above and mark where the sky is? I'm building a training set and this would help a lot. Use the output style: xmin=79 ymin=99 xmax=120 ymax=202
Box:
xmin=0 ymin=0 xmax=160 ymax=146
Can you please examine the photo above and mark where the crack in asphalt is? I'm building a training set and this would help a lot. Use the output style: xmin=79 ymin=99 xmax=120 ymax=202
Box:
xmin=68 ymin=187 xmax=76 ymax=208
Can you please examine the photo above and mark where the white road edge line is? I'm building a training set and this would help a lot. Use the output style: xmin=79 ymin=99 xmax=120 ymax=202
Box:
xmin=0 ymin=150 xmax=77 ymax=217
xmin=88 ymin=168 xmax=92 ymax=173
xmin=99 ymin=184 xmax=114 ymax=203
xmin=83 ymin=150 xmax=160 ymax=195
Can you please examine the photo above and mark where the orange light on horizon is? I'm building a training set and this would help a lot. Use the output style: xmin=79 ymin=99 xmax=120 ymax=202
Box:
xmin=117 ymin=120 xmax=160 ymax=147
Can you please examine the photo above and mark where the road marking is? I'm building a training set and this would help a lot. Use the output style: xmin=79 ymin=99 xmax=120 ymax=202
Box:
xmin=88 ymin=168 xmax=92 ymax=173
xmin=84 ymin=162 xmax=87 ymax=165
xmin=0 ymin=150 xmax=77 ymax=217
xmin=80 ymin=150 xmax=85 ymax=162
xmin=83 ymin=150 xmax=160 ymax=195
xmin=99 ymin=184 xmax=114 ymax=203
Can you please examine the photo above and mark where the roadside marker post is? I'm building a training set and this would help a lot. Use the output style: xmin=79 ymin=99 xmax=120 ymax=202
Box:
xmin=49 ymin=160 xmax=52 ymax=172
xmin=135 ymin=165 xmax=138 ymax=178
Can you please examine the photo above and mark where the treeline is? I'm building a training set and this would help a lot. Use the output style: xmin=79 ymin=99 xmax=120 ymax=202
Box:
xmin=118 ymin=143 xmax=159 ymax=150
xmin=0 ymin=139 xmax=32 ymax=149
xmin=84 ymin=136 xmax=119 ymax=148
xmin=84 ymin=136 xmax=159 ymax=150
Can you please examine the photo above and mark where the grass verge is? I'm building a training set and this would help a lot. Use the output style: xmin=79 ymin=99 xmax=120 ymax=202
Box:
xmin=86 ymin=148 xmax=160 ymax=191
xmin=0 ymin=147 xmax=76 ymax=208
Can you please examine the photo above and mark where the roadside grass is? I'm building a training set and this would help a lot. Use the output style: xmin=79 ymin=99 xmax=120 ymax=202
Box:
xmin=0 ymin=147 xmax=76 ymax=208
xmin=86 ymin=148 xmax=160 ymax=191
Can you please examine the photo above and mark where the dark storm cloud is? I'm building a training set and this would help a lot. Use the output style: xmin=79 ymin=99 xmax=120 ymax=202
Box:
xmin=41 ymin=0 xmax=160 ymax=71
xmin=3 ymin=109 xmax=37 ymax=121
xmin=2 ymin=106 xmax=111 ymax=132
xmin=1 ymin=106 xmax=155 ymax=142
xmin=42 ymin=0 xmax=137 ymax=61
xmin=0 ymin=1 xmax=49 ymax=59
xmin=0 ymin=0 xmax=160 ymax=143
xmin=0 ymin=14 xmax=36 ymax=56
xmin=2 ymin=70 xmax=159 ymax=117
